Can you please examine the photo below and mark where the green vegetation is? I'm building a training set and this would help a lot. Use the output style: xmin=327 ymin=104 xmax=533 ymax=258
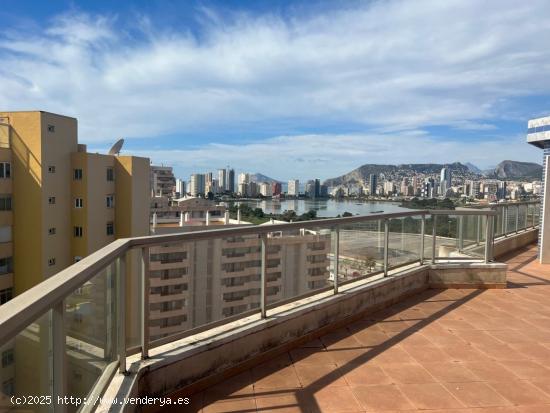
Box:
xmin=401 ymin=197 xmax=455 ymax=210
xmin=228 ymin=204 xmax=320 ymax=224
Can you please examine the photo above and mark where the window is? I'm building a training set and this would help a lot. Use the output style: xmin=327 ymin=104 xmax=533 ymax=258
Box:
xmin=48 ymin=165 xmax=56 ymax=173
xmin=106 ymin=168 xmax=114 ymax=182
xmin=74 ymin=198 xmax=83 ymax=208
xmin=0 ymin=196 xmax=11 ymax=211
xmin=2 ymin=378 xmax=14 ymax=396
xmin=48 ymin=197 xmax=56 ymax=205
xmin=1 ymin=349 xmax=14 ymax=368
xmin=48 ymin=258 xmax=56 ymax=266
xmin=47 ymin=124 xmax=55 ymax=133
xmin=74 ymin=226 xmax=83 ymax=237
xmin=0 ymin=287 xmax=12 ymax=304
xmin=0 ymin=226 xmax=12 ymax=243
xmin=106 ymin=194 xmax=115 ymax=208
xmin=106 ymin=221 xmax=114 ymax=236
xmin=0 ymin=163 xmax=10 ymax=179
xmin=48 ymin=227 xmax=56 ymax=235
xmin=74 ymin=168 xmax=83 ymax=180
xmin=0 ymin=257 xmax=13 ymax=274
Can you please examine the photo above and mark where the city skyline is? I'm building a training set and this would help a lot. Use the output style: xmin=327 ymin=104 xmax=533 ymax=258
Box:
xmin=0 ymin=0 xmax=549 ymax=179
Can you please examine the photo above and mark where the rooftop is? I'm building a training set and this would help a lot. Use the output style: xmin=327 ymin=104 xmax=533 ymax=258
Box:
xmin=175 ymin=245 xmax=550 ymax=412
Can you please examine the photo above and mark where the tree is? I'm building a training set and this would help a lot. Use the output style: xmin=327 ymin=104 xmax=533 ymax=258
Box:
xmin=364 ymin=256 xmax=377 ymax=272
xmin=342 ymin=211 xmax=353 ymax=217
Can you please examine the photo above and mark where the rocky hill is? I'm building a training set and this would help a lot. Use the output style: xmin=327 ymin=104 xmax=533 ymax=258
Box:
xmin=249 ymin=173 xmax=281 ymax=183
xmin=323 ymin=162 xmax=472 ymax=187
xmin=488 ymin=160 xmax=542 ymax=180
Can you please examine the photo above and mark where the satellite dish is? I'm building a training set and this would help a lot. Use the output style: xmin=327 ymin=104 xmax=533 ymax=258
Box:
xmin=108 ymin=138 xmax=124 ymax=156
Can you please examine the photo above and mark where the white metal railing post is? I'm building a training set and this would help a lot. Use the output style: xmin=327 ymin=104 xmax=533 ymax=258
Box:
xmin=458 ymin=216 xmax=464 ymax=252
xmin=432 ymin=215 xmax=437 ymax=263
xmin=333 ymin=226 xmax=339 ymax=294
xmin=260 ymin=234 xmax=268 ymax=318
xmin=117 ymin=253 xmax=127 ymax=374
xmin=419 ymin=215 xmax=425 ymax=265
xmin=383 ymin=219 xmax=389 ymax=277
xmin=476 ymin=215 xmax=481 ymax=245
xmin=515 ymin=205 xmax=519 ymax=233
xmin=503 ymin=205 xmax=508 ymax=236
xmin=52 ymin=301 xmax=67 ymax=413
xmin=485 ymin=214 xmax=493 ymax=263
xmin=141 ymin=247 xmax=150 ymax=359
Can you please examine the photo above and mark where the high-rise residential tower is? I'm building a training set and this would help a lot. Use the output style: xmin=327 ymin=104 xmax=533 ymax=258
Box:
xmin=526 ymin=115 xmax=550 ymax=263
xmin=218 ymin=169 xmax=227 ymax=192
xmin=190 ymin=174 xmax=206 ymax=196
xmin=227 ymin=168 xmax=235 ymax=193
xmin=369 ymin=174 xmax=378 ymax=196
xmin=440 ymin=167 xmax=451 ymax=196
xmin=288 ymin=179 xmax=299 ymax=196
xmin=0 ymin=110 xmax=150 ymax=297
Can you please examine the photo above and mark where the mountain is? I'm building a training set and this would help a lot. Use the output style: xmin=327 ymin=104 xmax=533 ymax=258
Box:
xmin=249 ymin=173 xmax=282 ymax=184
xmin=324 ymin=162 xmax=472 ymax=187
xmin=464 ymin=162 xmax=482 ymax=174
xmin=489 ymin=160 xmax=542 ymax=180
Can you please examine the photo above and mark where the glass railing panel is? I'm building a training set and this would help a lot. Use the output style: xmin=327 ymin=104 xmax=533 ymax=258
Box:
xmin=387 ymin=215 xmax=422 ymax=269
xmin=0 ymin=313 xmax=51 ymax=413
xmin=517 ymin=205 xmax=527 ymax=230
xmin=433 ymin=214 xmax=458 ymax=259
xmin=424 ymin=216 xmax=436 ymax=260
xmin=148 ymin=233 xmax=268 ymax=344
xmin=338 ymin=220 xmax=384 ymax=283
xmin=65 ymin=263 xmax=118 ymax=413
xmin=526 ymin=203 xmax=534 ymax=228
xmin=494 ymin=206 xmax=504 ymax=237
xmin=147 ymin=241 xmax=193 ymax=344
xmin=506 ymin=206 xmax=518 ymax=234
xmin=460 ymin=214 xmax=487 ymax=259
xmin=432 ymin=214 xmax=486 ymax=260
xmin=267 ymin=225 xmax=333 ymax=305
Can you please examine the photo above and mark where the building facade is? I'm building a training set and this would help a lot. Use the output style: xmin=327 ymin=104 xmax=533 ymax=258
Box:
xmin=151 ymin=165 xmax=176 ymax=198
xmin=288 ymin=179 xmax=299 ymax=196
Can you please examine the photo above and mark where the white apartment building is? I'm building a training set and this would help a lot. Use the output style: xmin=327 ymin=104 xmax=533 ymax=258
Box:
xmin=151 ymin=165 xmax=176 ymax=197
xmin=259 ymin=182 xmax=272 ymax=197
xmin=288 ymin=179 xmax=299 ymax=196
xmin=238 ymin=173 xmax=250 ymax=185
xmin=190 ymin=174 xmax=206 ymax=196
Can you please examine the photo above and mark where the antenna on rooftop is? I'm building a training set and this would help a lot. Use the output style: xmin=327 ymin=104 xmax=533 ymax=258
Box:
xmin=108 ymin=138 xmax=124 ymax=156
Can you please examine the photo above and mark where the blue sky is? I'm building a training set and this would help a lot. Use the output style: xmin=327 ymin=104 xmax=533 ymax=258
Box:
xmin=1 ymin=0 xmax=549 ymax=181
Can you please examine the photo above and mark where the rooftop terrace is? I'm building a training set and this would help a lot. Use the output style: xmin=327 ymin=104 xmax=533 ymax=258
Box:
xmin=174 ymin=245 xmax=550 ymax=412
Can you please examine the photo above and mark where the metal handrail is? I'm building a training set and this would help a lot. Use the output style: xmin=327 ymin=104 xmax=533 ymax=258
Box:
xmin=0 ymin=204 xmax=539 ymax=411
xmin=0 ymin=207 xmax=504 ymax=349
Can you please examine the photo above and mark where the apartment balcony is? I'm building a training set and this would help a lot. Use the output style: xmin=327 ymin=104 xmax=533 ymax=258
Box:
xmin=182 ymin=246 xmax=550 ymax=413
xmin=0 ymin=202 xmax=543 ymax=413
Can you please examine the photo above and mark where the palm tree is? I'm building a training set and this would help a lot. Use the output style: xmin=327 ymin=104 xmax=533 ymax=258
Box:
xmin=364 ymin=256 xmax=377 ymax=272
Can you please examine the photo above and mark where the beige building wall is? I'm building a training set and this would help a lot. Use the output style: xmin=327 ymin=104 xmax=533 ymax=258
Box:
xmin=1 ymin=111 xmax=42 ymax=294
xmin=40 ymin=112 xmax=78 ymax=280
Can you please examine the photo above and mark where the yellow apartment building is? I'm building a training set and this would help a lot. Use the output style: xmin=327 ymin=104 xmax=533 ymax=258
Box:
xmin=0 ymin=111 xmax=150 ymax=405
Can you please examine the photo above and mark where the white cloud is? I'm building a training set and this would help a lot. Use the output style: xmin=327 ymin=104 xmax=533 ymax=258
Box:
xmin=0 ymin=0 xmax=548 ymax=179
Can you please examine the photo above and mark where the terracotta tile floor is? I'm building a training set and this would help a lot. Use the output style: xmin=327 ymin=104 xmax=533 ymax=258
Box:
xmin=177 ymin=245 xmax=550 ymax=412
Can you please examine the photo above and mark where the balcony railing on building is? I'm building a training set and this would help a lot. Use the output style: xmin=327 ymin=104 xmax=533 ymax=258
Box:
xmin=0 ymin=201 xmax=540 ymax=412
